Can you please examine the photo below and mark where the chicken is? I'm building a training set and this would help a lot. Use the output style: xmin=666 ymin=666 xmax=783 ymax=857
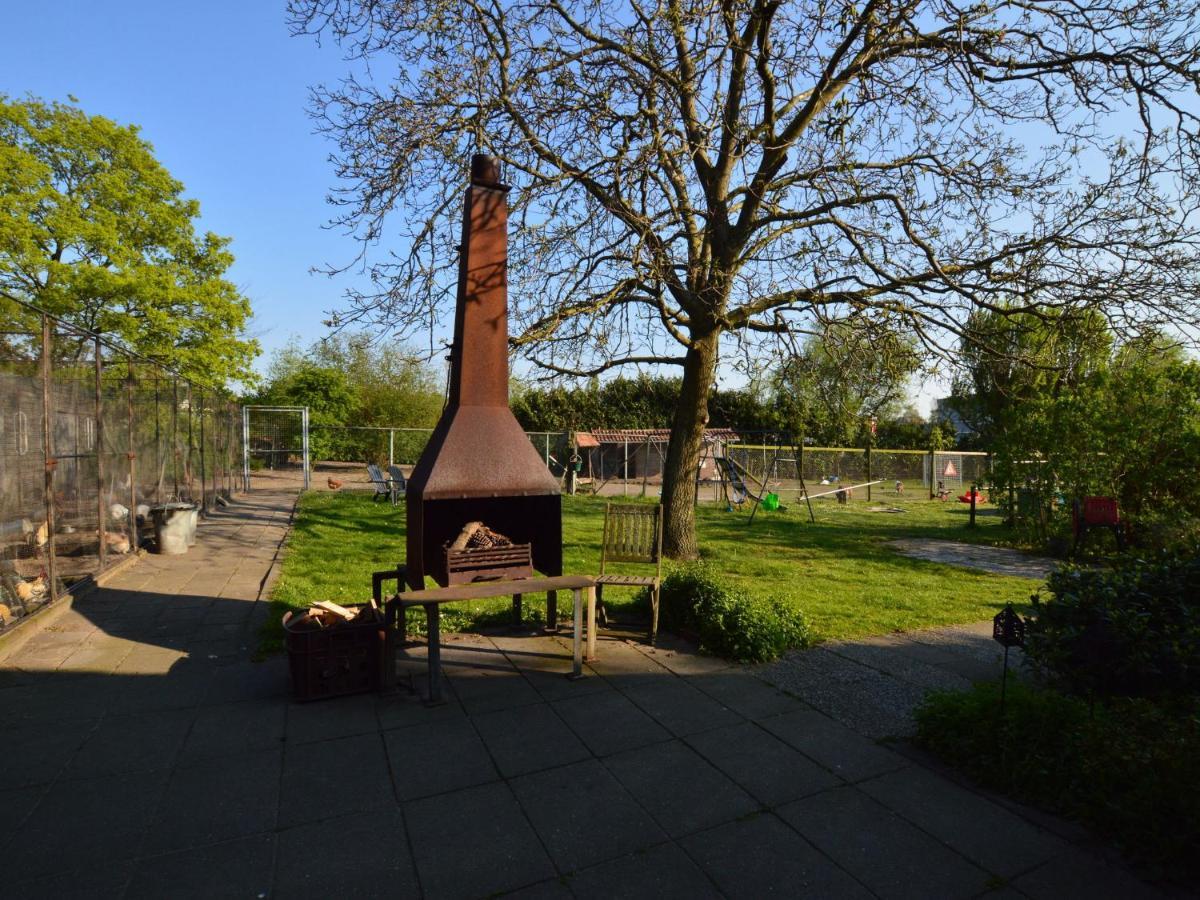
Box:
xmin=327 ymin=477 xmax=344 ymax=491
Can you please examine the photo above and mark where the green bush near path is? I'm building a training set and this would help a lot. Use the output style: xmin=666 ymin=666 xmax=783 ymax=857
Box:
xmin=262 ymin=491 xmax=1044 ymax=657
xmin=647 ymin=563 xmax=812 ymax=662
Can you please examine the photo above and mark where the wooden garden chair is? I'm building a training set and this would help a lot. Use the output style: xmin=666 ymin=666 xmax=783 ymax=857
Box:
xmin=366 ymin=463 xmax=401 ymax=504
xmin=595 ymin=503 xmax=663 ymax=646
xmin=386 ymin=465 xmax=408 ymax=503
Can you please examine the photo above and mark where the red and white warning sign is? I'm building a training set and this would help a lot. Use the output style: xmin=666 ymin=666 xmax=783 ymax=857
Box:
xmin=942 ymin=460 xmax=958 ymax=477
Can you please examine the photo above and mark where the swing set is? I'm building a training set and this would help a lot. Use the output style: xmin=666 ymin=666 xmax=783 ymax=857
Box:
xmin=715 ymin=437 xmax=884 ymax=526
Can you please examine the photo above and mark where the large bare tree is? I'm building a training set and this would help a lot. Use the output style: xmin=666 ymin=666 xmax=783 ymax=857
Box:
xmin=290 ymin=0 xmax=1200 ymax=558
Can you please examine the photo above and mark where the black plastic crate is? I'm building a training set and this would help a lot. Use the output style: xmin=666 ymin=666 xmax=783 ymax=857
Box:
xmin=283 ymin=608 xmax=384 ymax=701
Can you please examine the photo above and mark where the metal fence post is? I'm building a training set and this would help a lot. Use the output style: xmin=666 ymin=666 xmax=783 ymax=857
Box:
xmin=95 ymin=336 xmax=106 ymax=571
xmin=186 ymin=383 xmax=194 ymax=502
xmin=302 ymin=407 xmax=311 ymax=489
xmin=623 ymin=439 xmax=629 ymax=496
xmin=40 ymin=315 xmax=58 ymax=601
xmin=242 ymin=406 xmax=250 ymax=492
xmin=127 ymin=355 xmax=137 ymax=550
xmin=928 ymin=449 xmax=935 ymax=500
xmin=198 ymin=386 xmax=207 ymax=513
xmin=171 ymin=378 xmax=180 ymax=498
xmin=389 ymin=429 xmax=394 ymax=469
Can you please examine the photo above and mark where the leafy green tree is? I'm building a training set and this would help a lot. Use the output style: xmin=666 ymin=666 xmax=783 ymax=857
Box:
xmin=961 ymin=315 xmax=1200 ymax=543
xmin=0 ymin=96 xmax=257 ymax=384
xmin=773 ymin=320 xmax=920 ymax=445
xmin=253 ymin=334 xmax=442 ymax=461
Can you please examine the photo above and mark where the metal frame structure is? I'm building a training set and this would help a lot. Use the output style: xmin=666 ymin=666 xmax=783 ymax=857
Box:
xmin=241 ymin=405 xmax=310 ymax=491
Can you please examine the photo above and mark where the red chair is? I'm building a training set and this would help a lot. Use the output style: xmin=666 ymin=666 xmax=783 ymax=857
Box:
xmin=1072 ymin=496 xmax=1125 ymax=554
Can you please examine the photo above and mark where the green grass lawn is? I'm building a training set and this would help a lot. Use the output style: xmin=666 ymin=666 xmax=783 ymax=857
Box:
xmin=263 ymin=489 xmax=1045 ymax=655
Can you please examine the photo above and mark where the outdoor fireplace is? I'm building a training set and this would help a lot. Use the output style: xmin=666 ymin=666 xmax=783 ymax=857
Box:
xmin=404 ymin=153 xmax=562 ymax=589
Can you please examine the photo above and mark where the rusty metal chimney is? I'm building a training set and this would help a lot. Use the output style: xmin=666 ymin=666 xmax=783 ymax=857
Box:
xmin=405 ymin=153 xmax=562 ymax=588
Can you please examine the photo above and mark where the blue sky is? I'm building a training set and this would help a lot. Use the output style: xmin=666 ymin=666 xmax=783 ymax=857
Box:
xmin=1 ymin=1 xmax=955 ymax=409
xmin=0 ymin=0 xmax=363 ymax=378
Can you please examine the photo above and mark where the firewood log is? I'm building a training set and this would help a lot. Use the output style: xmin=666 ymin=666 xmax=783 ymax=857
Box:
xmin=451 ymin=521 xmax=484 ymax=551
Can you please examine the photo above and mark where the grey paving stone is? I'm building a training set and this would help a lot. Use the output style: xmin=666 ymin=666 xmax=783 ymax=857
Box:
xmin=568 ymin=841 xmax=720 ymax=899
xmin=12 ymin=769 xmax=168 ymax=880
xmin=0 ymin=675 xmax=116 ymax=726
xmin=274 ymin=805 xmax=419 ymax=898
xmin=0 ymin=717 xmax=98 ymax=788
xmin=59 ymin=638 xmax=134 ymax=672
xmin=688 ymin=671 xmax=809 ymax=720
xmin=686 ymin=721 xmax=841 ymax=806
xmin=385 ymin=715 xmax=499 ymax=801
xmin=511 ymin=759 xmax=665 ymax=872
xmin=619 ymin=676 xmax=743 ymax=737
xmin=680 ymin=812 xmax=872 ymax=898
xmin=178 ymin=698 xmax=286 ymax=766
xmin=404 ymin=781 xmax=556 ymax=898
xmin=0 ymin=784 xmax=47 ymax=834
xmin=760 ymin=708 xmax=910 ymax=781
xmin=522 ymin=665 xmax=613 ymax=701
xmin=631 ymin=638 xmax=734 ymax=676
xmin=285 ymin=692 xmax=380 ymax=745
xmin=1012 ymin=848 xmax=1166 ymax=900
xmin=858 ymin=765 xmax=1066 ymax=878
xmin=142 ymin=747 xmax=281 ymax=854
xmin=581 ymin=639 xmax=669 ymax=686
xmin=551 ymin=689 xmax=672 ymax=757
xmin=604 ymin=740 xmax=759 ymax=838
xmin=279 ymin=732 xmax=394 ymax=827
xmin=105 ymin=666 xmax=215 ymax=715
xmin=447 ymin=664 xmax=545 ymax=714
xmin=126 ymin=833 xmax=276 ymax=899
xmin=376 ymin=686 xmax=467 ymax=732
xmin=63 ymin=708 xmax=193 ymax=780
xmin=498 ymin=878 xmax=575 ymax=898
xmin=203 ymin=657 xmax=290 ymax=705
xmin=7 ymin=860 xmax=134 ymax=900
xmin=474 ymin=702 xmax=591 ymax=778
xmin=779 ymin=785 xmax=993 ymax=900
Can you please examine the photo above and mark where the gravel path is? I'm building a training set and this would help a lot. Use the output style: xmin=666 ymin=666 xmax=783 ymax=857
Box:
xmin=888 ymin=538 xmax=1059 ymax=580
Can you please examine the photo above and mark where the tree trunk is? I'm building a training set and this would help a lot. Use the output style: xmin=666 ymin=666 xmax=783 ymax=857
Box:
xmin=661 ymin=331 xmax=720 ymax=559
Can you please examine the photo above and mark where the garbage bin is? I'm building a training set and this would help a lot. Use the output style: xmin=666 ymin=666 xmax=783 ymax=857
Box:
xmin=150 ymin=502 xmax=198 ymax=554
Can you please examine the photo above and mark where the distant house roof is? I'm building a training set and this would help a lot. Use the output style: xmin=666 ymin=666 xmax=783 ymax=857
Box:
xmin=575 ymin=428 xmax=740 ymax=445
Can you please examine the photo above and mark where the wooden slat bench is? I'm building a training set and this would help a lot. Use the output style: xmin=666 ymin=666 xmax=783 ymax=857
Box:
xmin=373 ymin=569 xmax=597 ymax=704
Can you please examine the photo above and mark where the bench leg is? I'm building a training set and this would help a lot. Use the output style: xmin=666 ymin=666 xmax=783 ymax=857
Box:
xmin=381 ymin=598 xmax=397 ymax=693
xmin=424 ymin=602 xmax=444 ymax=706
xmin=569 ymin=588 xmax=583 ymax=679
xmin=596 ymin=582 xmax=607 ymax=626
xmin=511 ymin=593 xmax=523 ymax=629
xmin=586 ymin=586 xmax=597 ymax=661
xmin=544 ymin=589 xmax=558 ymax=632
xmin=649 ymin=585 xmax=660 ymax=647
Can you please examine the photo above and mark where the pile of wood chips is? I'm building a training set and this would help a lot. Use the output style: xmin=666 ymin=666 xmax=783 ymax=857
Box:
xmin=288 ymin=599 xmax=382 ymax=631
xmin=449 ymin=521 xmax=513 ymax=551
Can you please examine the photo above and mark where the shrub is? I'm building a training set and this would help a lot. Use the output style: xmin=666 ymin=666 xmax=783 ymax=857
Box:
xmin=915 ymin=681 xmax=1200 ymax=879
xmin=648 ymin=563 xmax=810 ymax=663
xmin=1026 ymin=549 xmax=1200 ymax=699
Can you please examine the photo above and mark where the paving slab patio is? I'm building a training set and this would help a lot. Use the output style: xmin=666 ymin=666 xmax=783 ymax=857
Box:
xmin=0 ymin=490 xmax=1174 ymax=898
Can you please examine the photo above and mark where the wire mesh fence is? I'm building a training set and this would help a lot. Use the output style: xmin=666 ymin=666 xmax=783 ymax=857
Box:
xmin=304 ymin=426 xmax=991 ymax=504
xmin=0 ymin=299 xmax=242 ymax=632
xmin=726 ymin=439 xmax=991 ymax=501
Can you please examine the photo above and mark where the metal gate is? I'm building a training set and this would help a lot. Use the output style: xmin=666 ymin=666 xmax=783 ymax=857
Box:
xmin=241 ymin=406 xmax=309 ymax=491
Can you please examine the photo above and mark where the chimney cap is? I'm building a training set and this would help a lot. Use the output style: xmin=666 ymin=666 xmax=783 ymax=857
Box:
xmin=470 ymin=154 xmax=502 ymax=187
